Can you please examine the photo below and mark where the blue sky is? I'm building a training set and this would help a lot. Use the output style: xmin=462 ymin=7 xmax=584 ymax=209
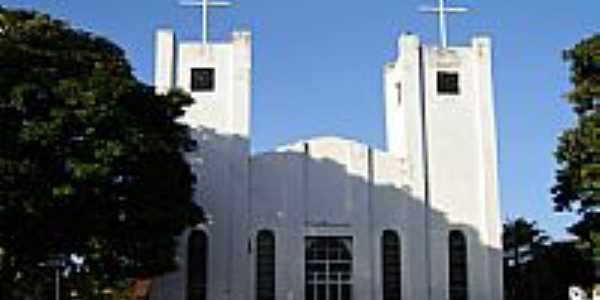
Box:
xmin=4 ymin=0 xmax=599 ymax=239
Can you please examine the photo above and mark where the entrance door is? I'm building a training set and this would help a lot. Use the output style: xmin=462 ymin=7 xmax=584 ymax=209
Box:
xmin=305 ymin=237 xmax=353 ymax=300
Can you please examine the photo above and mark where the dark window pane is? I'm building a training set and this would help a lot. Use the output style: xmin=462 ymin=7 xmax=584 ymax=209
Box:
xmin=341 ymin=284 xmax=352 ymax=300
xmin=307 ymin=263 xmax=326 ymax=273
xmin=257 ymin=230 xmax=275 ymax=300
xmin=191 ymin=68 xmax=215 ymax=92
xmin=317 ymin=285 xmax=326 ymax=300
xmin=437 ymin=71 xmax=460 ymax=95
xmin=329 ymin=285 xmax=339 ymax=300
xmin=187 ymin=230 xmax=208 ymax=300
xmin=449 ymin=230 xmax=468 ymax=300
xmin=316 ymin=249 xmax=327 ymax=260
xmin=331 ymin=263 xmax=350 ymax=273
xmin=382 ymin=230 xmax=401 ymax=300
xmin=307 ymin=284 xmax=315 ymax=300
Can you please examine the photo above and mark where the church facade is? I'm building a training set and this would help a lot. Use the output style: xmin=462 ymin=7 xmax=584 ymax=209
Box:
xmin=150 ymin=21 xmax=502 ymax=300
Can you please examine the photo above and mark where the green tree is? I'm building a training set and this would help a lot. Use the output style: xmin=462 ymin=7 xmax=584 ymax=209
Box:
xmin=552 ymin=34 xmax=600 ymax=280
xmin=0 ymin=7 xmax=203 ymax=298
xmin=503 ymin=218 xmax=548 ymax=268
xmin=503 ymin=218 xmax=549 ymax=300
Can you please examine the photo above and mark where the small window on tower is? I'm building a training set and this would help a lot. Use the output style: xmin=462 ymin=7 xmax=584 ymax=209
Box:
xmin=191 ymin=68 xmax=215 ymax=92
xmin=437 ymin=71 xmax=460 ymax=95
xmin=396 ymin=82 xmax=402 ymax=105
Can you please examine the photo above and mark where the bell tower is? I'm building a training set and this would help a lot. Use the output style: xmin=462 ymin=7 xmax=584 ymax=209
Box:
xmin=154 ymin=0 xmax=251 ymax=139
xmin=153 ymin=2 xmax=252 ymax=300
xmin=154 ymin=29 xmax=252 ymax=139
xmin=383 ymin=2 xmax=502 ymax=298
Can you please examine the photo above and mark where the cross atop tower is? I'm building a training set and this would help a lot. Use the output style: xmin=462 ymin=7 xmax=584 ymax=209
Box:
xmin=180 ymin=0 xmax=232 ymax=44
xmin=420 ymin=0 xmax=468 ymax=48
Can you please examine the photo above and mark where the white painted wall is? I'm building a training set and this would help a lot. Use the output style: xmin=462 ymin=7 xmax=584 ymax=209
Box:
xmin=251 ymin=137 xmax=427 ymax=300
xmin=152 ymin=28 xmax=502 ymax=300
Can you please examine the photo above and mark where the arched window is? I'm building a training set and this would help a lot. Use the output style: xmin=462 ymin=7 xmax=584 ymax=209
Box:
xmin=382 ymin=230 xmax=401 ymax=300
xmin=187 ymin=230 xmax=208 ymax=300
xmin=449 ymin=230 xmax=468 ymax=300
xmin=257 ymin=230 xmax=275 ymax=300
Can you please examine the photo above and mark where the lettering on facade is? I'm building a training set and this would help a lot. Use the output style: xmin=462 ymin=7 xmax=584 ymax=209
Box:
xmin=304 ymin=220 xmax=352 ymax=228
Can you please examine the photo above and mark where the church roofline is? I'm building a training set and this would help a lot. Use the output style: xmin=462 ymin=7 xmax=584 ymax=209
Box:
xmin=397 ymin=32 xmax=491 ymax=46
xmin=251 ymin=136 xmax=402 ymax=161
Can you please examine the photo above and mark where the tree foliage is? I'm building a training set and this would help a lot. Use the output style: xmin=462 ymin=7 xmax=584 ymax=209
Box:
xmin=503 ymin=218 xmax=548 ymax=258
xmin=553 ymin=34 xmax=600 ymax=267
xmin=503 ymin=218 xmax=548 ymax=275
xmin=503 ymin=218 xmax=548 ymax=300
xmin=503 ymin=219 xmax=592 ymax=300
xmin=0 ymin=7 xmax=203 ymax=298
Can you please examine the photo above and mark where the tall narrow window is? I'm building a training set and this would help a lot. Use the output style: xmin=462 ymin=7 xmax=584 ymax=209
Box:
xmin=305 ymin=237 xmax=353 ymax=300
xmin=257 ymin=230 xmax=276 ymax=300
xmin=188 ymin=230 xmax=208 ymax=300
xmin=396 ymin=82 xmax=402 ymax=105
xmin=382 ymin=230 xmax=401 ymax=300
xmin=449 ymin=230 xmax=468 ymax=300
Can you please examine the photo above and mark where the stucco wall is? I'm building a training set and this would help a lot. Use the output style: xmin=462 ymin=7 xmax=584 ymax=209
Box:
xmin=250 ymin=137 xmax=428 ymax=300
xmin=152 ymin=28 xmax=502 ymax=300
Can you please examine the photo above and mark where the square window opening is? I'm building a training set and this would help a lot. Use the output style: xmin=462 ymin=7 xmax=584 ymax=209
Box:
xmin=191 ymin=68 xmax=215 ymax=92
xmin=437 ymin=71 xmax=460 ymax=95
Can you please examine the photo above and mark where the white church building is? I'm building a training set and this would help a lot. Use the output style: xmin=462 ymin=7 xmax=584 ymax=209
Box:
xmin=150 ymin=2 xmax=503 ymax=300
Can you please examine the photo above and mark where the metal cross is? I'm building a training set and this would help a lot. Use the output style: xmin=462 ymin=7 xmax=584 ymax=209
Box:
xmin=180 ymin=0 xmax=232 ymax=44
xmin=420 ymin=0 xmax=468 ymax=48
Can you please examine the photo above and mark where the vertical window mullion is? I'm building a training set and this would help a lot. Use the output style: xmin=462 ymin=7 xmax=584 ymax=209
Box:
xmin=338 ymin=272 xmax=342 ymax=300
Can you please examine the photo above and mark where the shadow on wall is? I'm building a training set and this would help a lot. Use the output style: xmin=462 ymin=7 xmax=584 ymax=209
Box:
xmin=152 ymin=128 xmax=503 ymax=300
